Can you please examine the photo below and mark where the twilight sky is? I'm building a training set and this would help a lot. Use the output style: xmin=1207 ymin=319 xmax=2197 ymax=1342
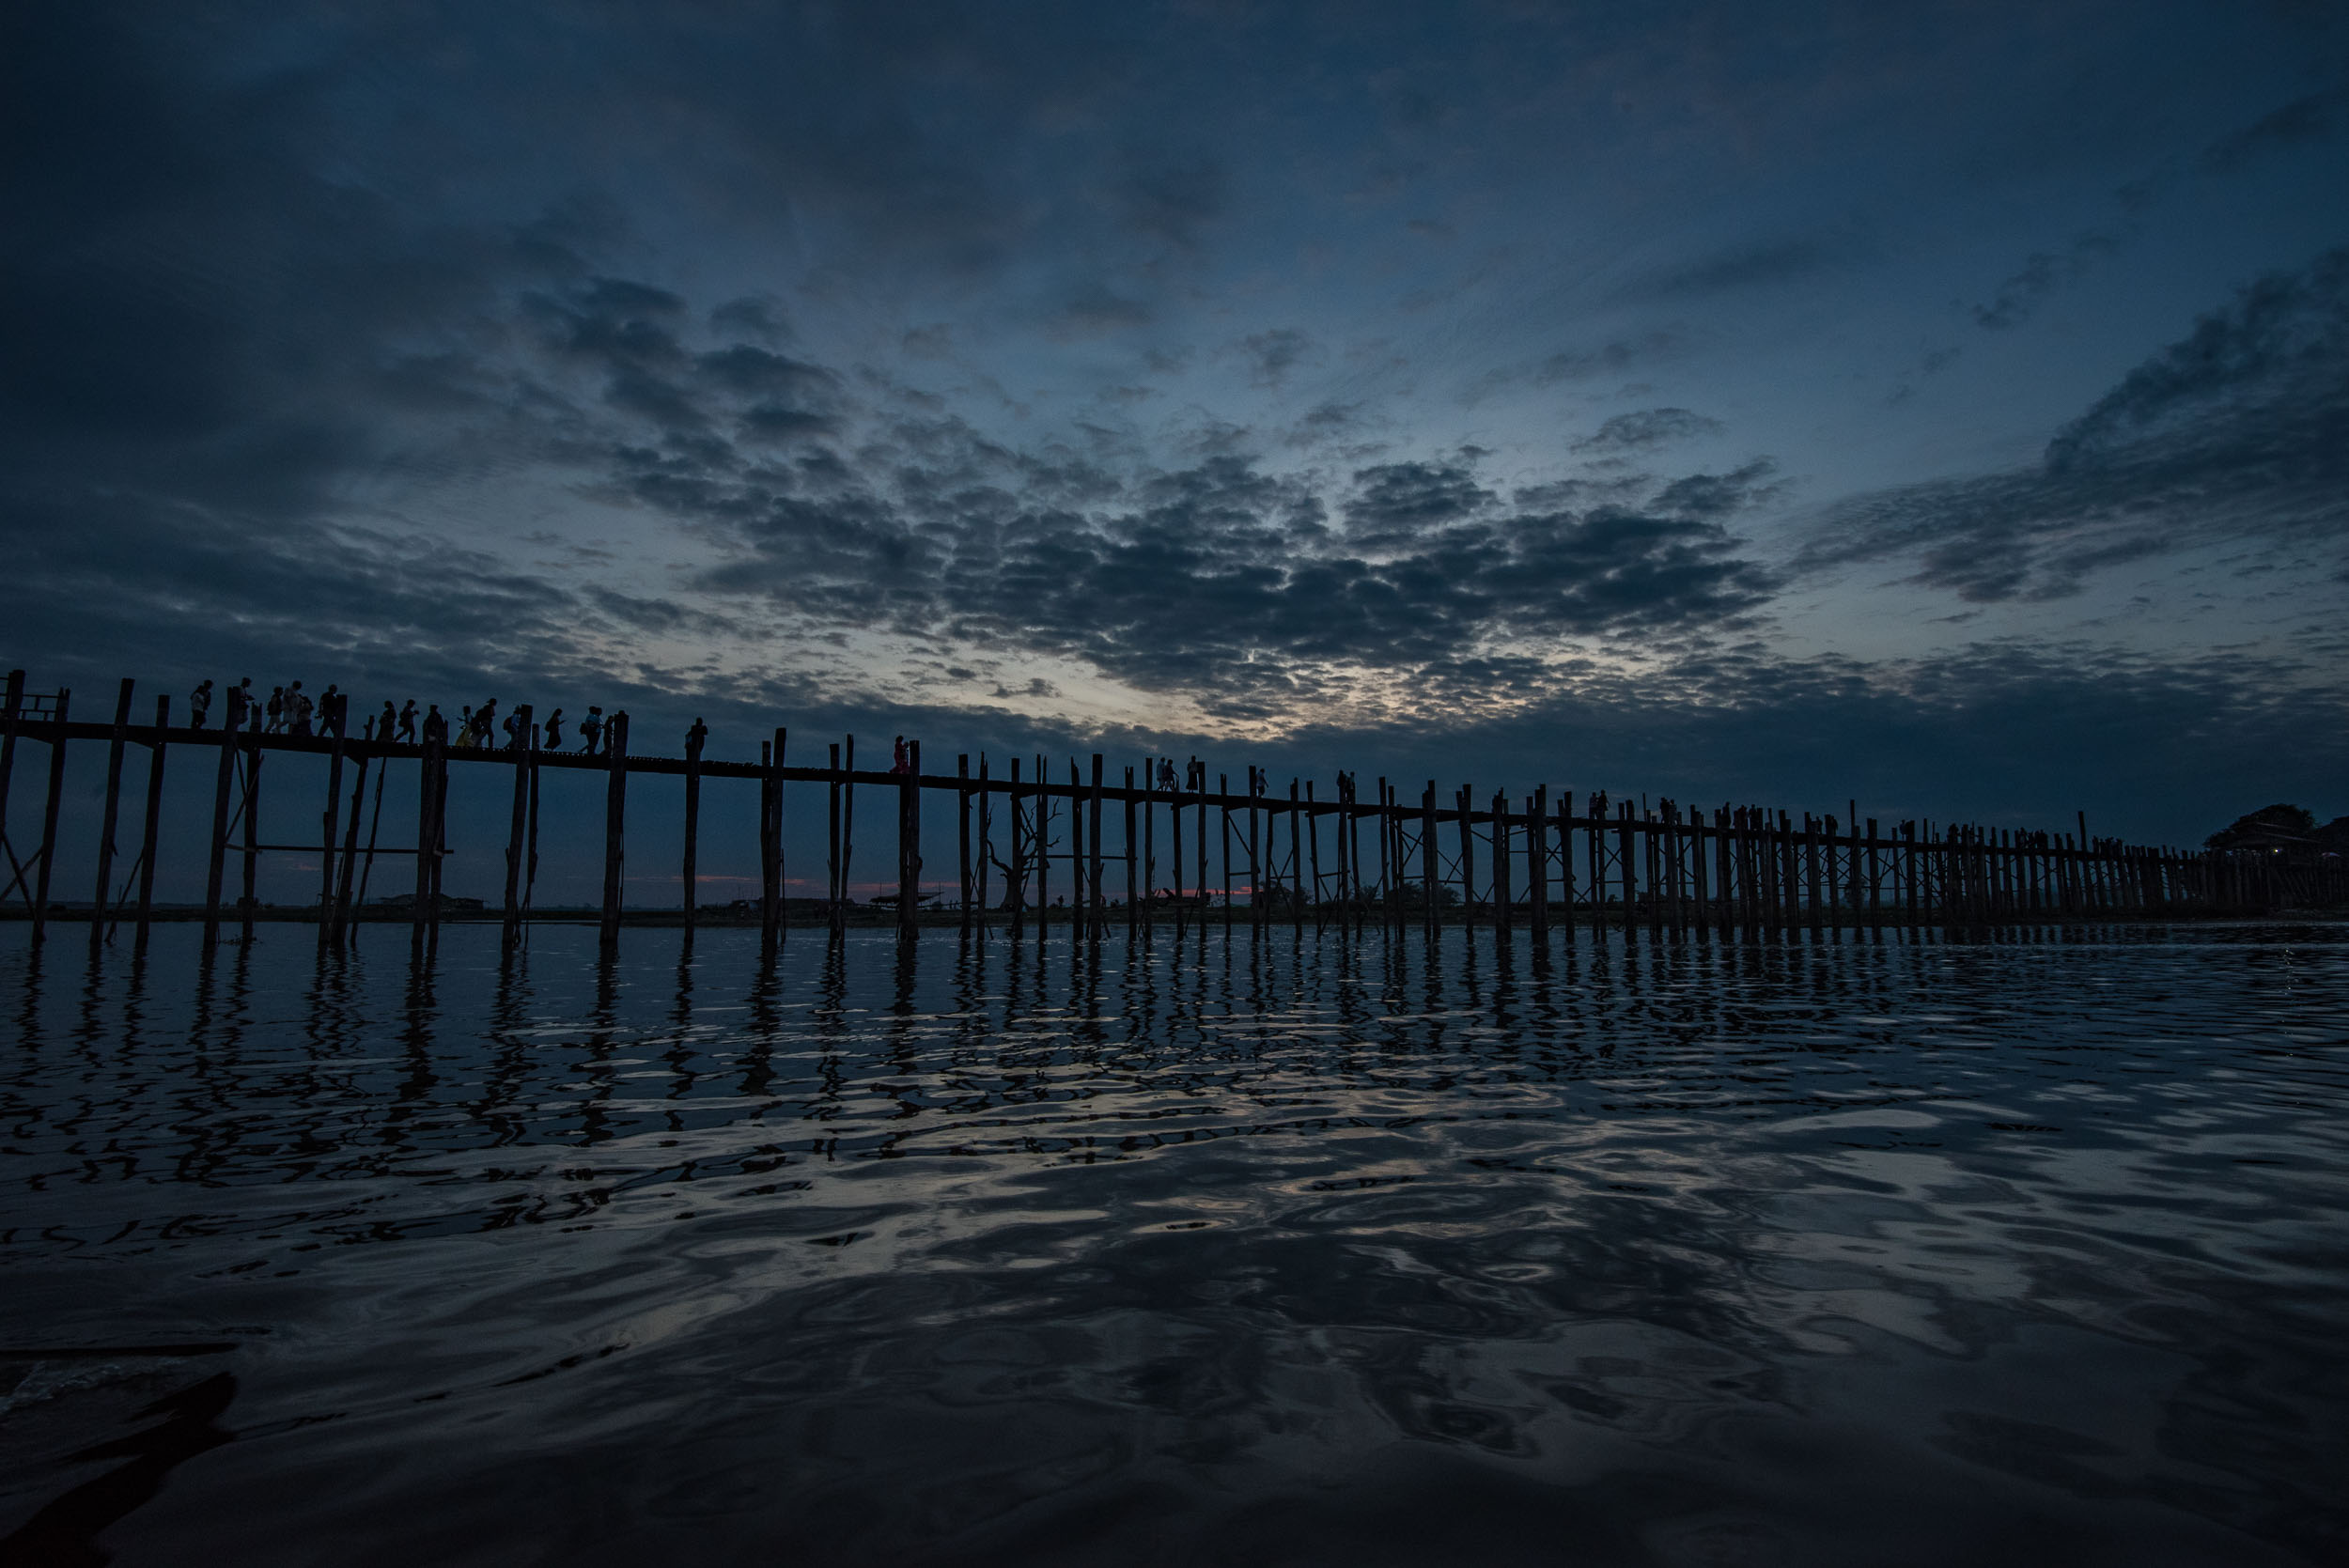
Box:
xmin=6 ymin=0 xmax=2347 ymax=846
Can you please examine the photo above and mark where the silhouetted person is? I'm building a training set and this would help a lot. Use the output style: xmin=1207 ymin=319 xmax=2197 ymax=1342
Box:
xmin=475 ymin=698 xmax=498 ymax=747
xmin=189 ymin=679 xmax=214 ymax=730
xmin=580 ymin=706 xmax=603 ymax=755
xmin=288 ymin=681 xmax=313 ymax=737
xmin=264 ymin=685 xmax=286 ymax=734
xmin=319 ymin=684 xmax=343 ymax=737
xmin=503 ymin=707 xmax=528 ymax=749
xmin=234 ymin=677 xmax=256 ymax=731
xmin=891 ymin=735 xmax=910 ymax=774
xmin=456 ymin=705 xmax=475 ymax=748
xmin=543 ymin=707 xmax=564 ymax=750
xmin=422 ymin=704 xmax=447 ymax=744
xmin=687 ymin=717 xmax=708 ymax=755
xmin=377 ymin=699 xmax=397 ymax=741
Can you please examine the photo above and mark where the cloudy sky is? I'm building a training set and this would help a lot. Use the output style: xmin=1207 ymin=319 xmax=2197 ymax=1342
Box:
xmin=6 ymin=0 xmax=2346 ymax=845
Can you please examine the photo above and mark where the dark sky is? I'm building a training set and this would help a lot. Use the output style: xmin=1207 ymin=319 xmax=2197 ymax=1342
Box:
xmin=6 ymin=1 xmax=2347 ymax=850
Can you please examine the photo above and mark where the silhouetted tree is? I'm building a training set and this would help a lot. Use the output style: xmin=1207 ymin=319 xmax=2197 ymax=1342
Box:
xmin=2205 ymin=803 xmax=2315 ymax=852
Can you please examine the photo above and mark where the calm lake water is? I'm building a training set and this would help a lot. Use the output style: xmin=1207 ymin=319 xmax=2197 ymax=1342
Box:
xmin=2 ymin=922 xmax=2343 ymax=1566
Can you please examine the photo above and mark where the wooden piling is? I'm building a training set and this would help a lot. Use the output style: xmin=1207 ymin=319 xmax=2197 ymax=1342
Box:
xmin=1558 ymin=795 xmax=1578 ymax=935
xmin=1089 ymin=753 xmax=1104 ymax=939
xmin=975 ymin=753 xmax=991 ymax=927
xmin=90 ymin=679 xmax=133 ymax=950
xmin=412 ymin=730 xmax=441 ymax=949
xmin=503 ymin=706 xmax=534 ymax=947
xmin=1126 ymin=767 xmax=1139 ymax=935
xmin=238 ymin=723 xmax=262 ymax=943
xmin=328 ymin=725 xmax=367 ymax=945
xmin=680 ymin=714 xmax=702 ymax=935
xmin=1492 ymin=791 xmax=1511 ymax=933
xmin=599 ymin=711 xmax=630 ymax=953
xmin=898 ymin=739 xmax=921 ymax=937
xmin=758 ymin=740 xmax=778 ymax=942
xmin=1528 ymin=786 xmax=1548 ymax=940
xmin=767 ymin=728 xmax=786 ymax=941
xmin=959 ymin=754 xmax=973 ymax=931
xmin=1418 ymin=783 xmax=1438 ymax=937
xmin=31 ymin=688 xmax=70 ymax=942
xmin=315 ymin=695 xmax=348 ymax=948
xmin=0 ymin=673 xmax=23 ymax=878
xmin=134 ymin=695 xmax=169 ymax=943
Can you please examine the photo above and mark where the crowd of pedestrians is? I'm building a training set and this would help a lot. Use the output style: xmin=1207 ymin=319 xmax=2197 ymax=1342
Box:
xmin=184 ymin=676 xmax=625 ymax=755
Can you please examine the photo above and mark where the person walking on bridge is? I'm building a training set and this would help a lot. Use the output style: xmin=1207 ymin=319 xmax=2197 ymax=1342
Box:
xmin=580 ymin=707 xmax=603 ymax=756
xmin=189 ymin=678 xmax=214 ymax=730
xmin=396 ymin=700 xmax=418 ymax=744
xmin=542 ymin=707 xmax=564 ymax=751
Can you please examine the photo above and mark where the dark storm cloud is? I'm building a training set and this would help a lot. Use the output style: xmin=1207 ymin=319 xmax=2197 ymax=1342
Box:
xmin=655 ymin=424 xmax=1780 ymax=710
xmin=1971 ymin=236 xmax=2120 ymax=331
xmin=1575 ymin=408 xmax=1725 ymax=452
xmin=1803 ymin=248 xmax=2349 ymax=600
xmin=2197 ymin=85 xmax=2349 ymax=174
xmin=1618 ymin=240 xmax=1835 ymax=302
xmin=1240 ymin=329 xmax=1321 ymax=387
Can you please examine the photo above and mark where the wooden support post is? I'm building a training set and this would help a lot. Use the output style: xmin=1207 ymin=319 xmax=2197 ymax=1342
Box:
xmin=768 ymin=728 xmax=786 ymax=941
xmin=1007 ymin=757 xmax=1025 ymax=936
xmin=1558 ymin=796 xmax=1578 ymax=935
xmin=329 ymin=726 xmax=367 ymax=946
xmin=1221 ymin=773 xmax=1234 ymax=928
xmin=202 ymin=696 xmax=239 ymax=944
xmin=134 ymin=696 xmax=169 ymax=943
xmin=0 ymin=672 xmax=22 ymax=874
xmin=836 ymin=746 xmax=855 ymax=929
xmin=959 ymin=755 xmax=973 ymax=931
xmin=1492 ymin=791 xmax=1511 ymax=933
xmin=1528 ymin=786 xmax=1548 ymax=940
xmin=1245 ymin=768 xmax=1261 ymax=932
xmin=1039 ymin=757 xmax=1055 ymax=931
xmin=315 ymin=695 xmax=348 ymax=947
xmin=1420 ymin=782 xmax=1439 ymax=936
xmin=758 ymin=740 xmax=778 ymax=942
xmin=975 ymin=753 xmax=990 ymax=925
xmin=1066 ymin=759 xmax=1081 ymax=936
xmin=91 ymin=678 xmax=133 ymax=949
xmin=412 ymin=730 xmax=441 ymax=949
xmin=1126 ymin=768 xmax=1139 ymax=935
xmin=1089 ymin=752 xmax=1104 ymax=939
xmin=31 ymin=688 xmax=71 ymax=943
xmin=680 ymin=714 xmax=703 ymax=936
xmin=898 ymin=739 xmax=921 ymax=937
xmin=1865 ymin=819 xmax=1881 ymax=928
xmin=503 ymin=706 xmax=534 ymax=946
xmin=599 ymin=711 xmax=630 ymax=953
xmin=1688 ymin=800 xmax=1708 ymax=932
xmin=1617 ymin=801 xmax=1638 ymax=930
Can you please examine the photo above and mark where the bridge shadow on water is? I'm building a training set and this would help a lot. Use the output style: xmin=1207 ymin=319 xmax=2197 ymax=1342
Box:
xmin=2 ymin=921 xmax=2344 ymax=1566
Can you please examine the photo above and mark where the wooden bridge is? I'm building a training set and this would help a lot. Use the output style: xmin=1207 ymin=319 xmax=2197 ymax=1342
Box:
xmin=2 ymin=669 xmax=2338 ymax=955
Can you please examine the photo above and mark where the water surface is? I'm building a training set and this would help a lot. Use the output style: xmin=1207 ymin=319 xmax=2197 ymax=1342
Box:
xmin=3 ymin=923 xmax=2344 ymax=1565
